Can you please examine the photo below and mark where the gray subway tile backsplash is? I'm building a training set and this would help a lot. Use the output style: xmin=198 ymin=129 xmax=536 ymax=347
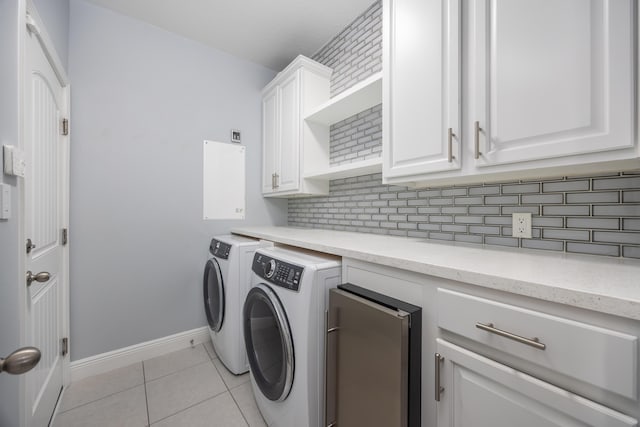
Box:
xmin=566 ymin=242 xmax=621 ymax=257
xmin=593 ymin=176 xmax=640 ymax=190
xmin=542 ymin=180 xmax=590 ymax=192
xmin=287 ymin=0 xmax=640 ymax=259
xmin=288 ymin=171 xmax=640 ymax=259
xmin=623 ymin=219 xmax=640 ymax=231
xmin=623 ymin=191 xmax=640 ymax=203
xmin=566 ymin=192 xmax=620 ymax=204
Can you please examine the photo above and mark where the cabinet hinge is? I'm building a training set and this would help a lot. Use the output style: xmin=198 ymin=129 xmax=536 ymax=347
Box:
xmin=61 ymin=228 xmax=68 ymax=245
xmin=61 ymin=337 xmax=68 ymax=357
xmin=61 ymin=118 xmax=69 ymax=136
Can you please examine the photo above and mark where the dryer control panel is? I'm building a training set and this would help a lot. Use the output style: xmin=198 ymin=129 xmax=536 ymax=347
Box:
xmin=209 ymin=239 xmax=231 ymax=259
xmin=252 ymin=253 xmax=303 ymax=292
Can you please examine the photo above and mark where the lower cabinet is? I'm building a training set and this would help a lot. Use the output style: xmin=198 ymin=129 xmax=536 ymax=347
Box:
xmin=341 ymin=258 xmax=640 ymax=427
xmin=435 ymin=339 xmax=637 ymax=427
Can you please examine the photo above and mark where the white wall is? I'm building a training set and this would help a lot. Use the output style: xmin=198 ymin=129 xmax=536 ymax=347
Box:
xmin=33 ymin=0 xmax=69 ymax=70
xmin=0 ymin=0 xmax=23 ymax=424
xmin=68 ymin=0 xmax=286 ymax=360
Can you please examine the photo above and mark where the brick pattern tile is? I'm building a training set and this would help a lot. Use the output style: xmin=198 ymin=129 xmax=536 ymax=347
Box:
xmin=288 ymin=173 xmax=640 ymax=259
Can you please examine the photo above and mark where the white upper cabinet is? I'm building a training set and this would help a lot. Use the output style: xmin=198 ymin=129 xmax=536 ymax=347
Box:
xmin=383 ymin=0 xmax=638 ymax=187
xmin=383 ymin=0 xmax=461 ymax=179
xmin=261 ymin=56 xmax=331 ymax=197
xmin=262 ymin=86 xmax=279 ymax=194
xmin=472 ymin=0 xmax=636 ymax=167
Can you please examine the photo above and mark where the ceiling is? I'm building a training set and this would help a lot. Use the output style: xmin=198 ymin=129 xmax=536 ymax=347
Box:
xmin=83 ymin=0 xmax=376 ymax=71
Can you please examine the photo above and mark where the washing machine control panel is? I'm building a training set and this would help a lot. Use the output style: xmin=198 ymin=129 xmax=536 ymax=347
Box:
xmin=209 ymin=239 xmax=231 ymax=259
xmin=253 ymin=253 xmax=303 ymax=292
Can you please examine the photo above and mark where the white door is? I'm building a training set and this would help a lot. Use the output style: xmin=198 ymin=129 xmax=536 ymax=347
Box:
xmin=471 ymin=0 xmax=635 ymax=167
xmin=383 ymin=0 xmax=461 ymax=180
xmin=435 ymin=339 xmax=637 ymax=427
xmin=23 ymin=9 xmax=70 ymax=427
xmin=262 ymin=86 xmax=279 ymax=194
xmin=277 ymin=71 xmax=301 ymax=193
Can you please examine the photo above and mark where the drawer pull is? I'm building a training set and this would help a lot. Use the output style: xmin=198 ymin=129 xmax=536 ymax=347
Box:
xmin=475 ymin=322 xmax=546 ymax=350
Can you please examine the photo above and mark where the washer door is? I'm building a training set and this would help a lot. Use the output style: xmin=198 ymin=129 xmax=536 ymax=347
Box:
xmin=203 ymin=258 xmax=225 ymax=332
xmin=243 ymin=284 xmax=294 ymax=402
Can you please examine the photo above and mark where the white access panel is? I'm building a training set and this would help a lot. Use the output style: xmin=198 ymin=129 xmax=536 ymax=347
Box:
xmin=203 ymin=140 xmax=245 ymax=220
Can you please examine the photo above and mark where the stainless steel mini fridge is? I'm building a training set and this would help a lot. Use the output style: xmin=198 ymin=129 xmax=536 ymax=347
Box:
xmin=325 ymin=283 xmax=421 ymax=427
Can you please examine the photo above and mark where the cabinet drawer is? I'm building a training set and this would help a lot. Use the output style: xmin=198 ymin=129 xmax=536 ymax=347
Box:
xmin=437 ymin=288 xmax=638 ymax=399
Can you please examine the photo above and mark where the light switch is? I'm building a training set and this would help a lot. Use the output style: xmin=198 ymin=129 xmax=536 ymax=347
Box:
xmin=0 ymin=183 xmax=10 ymax=220
xmin=3 ymin=145 xmax=26 ymax=178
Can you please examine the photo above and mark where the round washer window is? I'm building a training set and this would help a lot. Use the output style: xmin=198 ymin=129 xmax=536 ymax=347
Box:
xmin=243 ymin=284 xmax=294 ymax=401
xmin=203 ymin=258 xmax=224 ymax=332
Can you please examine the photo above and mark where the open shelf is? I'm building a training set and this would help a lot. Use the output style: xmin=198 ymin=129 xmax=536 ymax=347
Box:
xmin=304 ymin=157 xmax=382 ymax=180
xmin=304 ymin=72 xmax=382 ymax=125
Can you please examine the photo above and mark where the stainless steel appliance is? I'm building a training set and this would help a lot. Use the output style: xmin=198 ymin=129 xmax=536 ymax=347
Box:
xmin=326 ymin=283 xmax=421 ymax=427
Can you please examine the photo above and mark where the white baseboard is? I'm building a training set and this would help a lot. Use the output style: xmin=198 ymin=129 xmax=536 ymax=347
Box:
xmin=70 ymin=327 xmax=211 ymax=382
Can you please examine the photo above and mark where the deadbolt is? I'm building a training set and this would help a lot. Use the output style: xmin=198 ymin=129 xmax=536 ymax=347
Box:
xmin=0 ymin=347 xmax=41 ymax=375
xmin=26 ymin=271 xmax=50 ymax=287
xmin=26 ymin=238 xmax=36 ymax=254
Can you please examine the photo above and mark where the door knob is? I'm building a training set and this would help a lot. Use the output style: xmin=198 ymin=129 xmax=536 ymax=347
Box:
xmin=26 ymin=271 xmax=50 ymax=287
xmin=0 ymin=347 xmax=41 ymax=375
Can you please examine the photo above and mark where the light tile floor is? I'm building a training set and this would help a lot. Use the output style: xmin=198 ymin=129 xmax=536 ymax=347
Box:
xmin=52 ymin=341 xmax=266 ymax=427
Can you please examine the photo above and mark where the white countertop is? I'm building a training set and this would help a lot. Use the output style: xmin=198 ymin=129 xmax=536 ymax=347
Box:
xmin=232 ymin=226 xmax=640 ymax=321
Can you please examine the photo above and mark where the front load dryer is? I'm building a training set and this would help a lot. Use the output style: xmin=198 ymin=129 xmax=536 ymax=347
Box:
xmin=203 ymin=234 xmax=269 ymax=375
xmin=243 ymin=246 xmax=341 ymax=427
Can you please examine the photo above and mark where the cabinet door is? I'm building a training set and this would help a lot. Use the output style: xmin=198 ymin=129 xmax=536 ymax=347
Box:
xmin=277 ymin=71 xmax=301 ymax=192
xmin=435 ymin=339 xmax=637 ymax=427
xmin=471 ymin=0 xmax=635 ymax=167
xmin=262 ymin=86 xmax=279 ymax=194
xmin=383 ymin=0 xmax=461 ymax=179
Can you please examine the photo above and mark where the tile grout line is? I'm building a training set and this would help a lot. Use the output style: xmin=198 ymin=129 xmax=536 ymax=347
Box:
xmin=145 ymin=345 xmax=212 ymax=383
xmin=143 ymin=362 xmax=151 ymax=427
xmin=57 ymin=382 xmax=144 ymax=415
xmin=148 ymin=390 xmax=230 ymax=425
xmin=228 ymin=384 xmax=252 ymax=427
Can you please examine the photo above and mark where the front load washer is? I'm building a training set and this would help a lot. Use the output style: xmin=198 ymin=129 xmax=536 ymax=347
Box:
xmin=203 ymin=235 xmax=270 ymax=375
xmin=243 ymin=246 xmax=341 ymax=427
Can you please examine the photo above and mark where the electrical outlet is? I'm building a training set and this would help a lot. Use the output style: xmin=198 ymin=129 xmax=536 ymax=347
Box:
xmin=512 ymin=213 xmax=532 ymax=238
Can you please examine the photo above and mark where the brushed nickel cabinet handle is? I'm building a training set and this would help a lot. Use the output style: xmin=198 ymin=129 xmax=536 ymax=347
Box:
xmin=476 ymin=322 xmax=546 ymax=350
xmin=447 ymin=128 xmax=455 ymax=163
xmin=474 ymin=121 xmax=482 ymax=159
xmin=435 ymin=353 xmax=444 ymax=402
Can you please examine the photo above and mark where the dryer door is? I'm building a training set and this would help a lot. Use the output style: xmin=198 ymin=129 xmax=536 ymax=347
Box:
xmin=243 ymin=284 xmax=294 ymax=402
xmin=203 ymin=258 xmax=225 ymax=332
